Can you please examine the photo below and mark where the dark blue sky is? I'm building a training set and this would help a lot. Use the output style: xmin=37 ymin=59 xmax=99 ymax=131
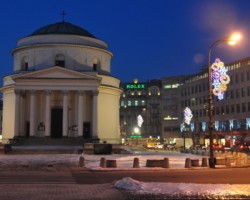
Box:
xmin=1 ymin=0 xmax=250 ymax=83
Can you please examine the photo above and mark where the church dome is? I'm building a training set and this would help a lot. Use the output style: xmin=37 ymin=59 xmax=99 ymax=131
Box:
xmin=30 ymin=21 xmax=96 ymax=38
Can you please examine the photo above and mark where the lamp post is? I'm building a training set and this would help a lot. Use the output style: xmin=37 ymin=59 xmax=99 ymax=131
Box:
xmin=208 ymin=33 xmax=241 ymax=168
xmin=134 ymin=126 xmax=140 ymax=145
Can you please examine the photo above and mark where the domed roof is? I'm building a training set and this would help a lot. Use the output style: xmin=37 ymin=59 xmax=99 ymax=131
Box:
xmin=30 ymin=22 xmax=96 ymax=38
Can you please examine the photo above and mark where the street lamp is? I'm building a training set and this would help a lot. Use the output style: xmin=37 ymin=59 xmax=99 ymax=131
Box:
xmin=208 ymin=33 xmax=241 ymax=168
xmin=134 ymin=126 xmax=140 ymax=145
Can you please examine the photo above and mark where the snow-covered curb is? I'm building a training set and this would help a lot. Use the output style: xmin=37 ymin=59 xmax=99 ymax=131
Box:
xmin=114 ymin=177 xmax=250 ymax=196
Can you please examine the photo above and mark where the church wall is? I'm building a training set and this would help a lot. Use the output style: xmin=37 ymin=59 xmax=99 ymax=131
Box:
xmin=13 ymin=45 xmax=112 ymax=74
xmin=17 ymin=35 xmax=108 ymax=50
xmin=98 ymin=75 xmax=120 ymax=88
xmin=98 ymin=87 xmax=121 ymax=143
xmin=2 ymin=89 xmax=15 ymax=139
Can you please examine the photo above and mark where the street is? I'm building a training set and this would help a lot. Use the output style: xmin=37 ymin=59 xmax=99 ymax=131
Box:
xmin=0 ymin=167 xmax=249 ymax=184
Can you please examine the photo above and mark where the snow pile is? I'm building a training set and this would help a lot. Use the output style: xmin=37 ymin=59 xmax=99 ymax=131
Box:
xmin=114 ymin=177 xmax=250 ymax=196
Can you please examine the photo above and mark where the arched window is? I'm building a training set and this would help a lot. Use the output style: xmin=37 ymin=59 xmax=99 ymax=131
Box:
xmin=93 ymin=57 xmax=99 ymax=71
xmin=55 ymin=54 xmax=65 ymax=67
xmin=21 ymin=57 xmax=28 ymax=71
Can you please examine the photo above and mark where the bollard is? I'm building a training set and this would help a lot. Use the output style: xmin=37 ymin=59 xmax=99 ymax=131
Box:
xmin=100 ymin=157 xmax=106 ymax=168
xmin=79 ymin=156 xmax=85 ymax=167
xmin=201 ymin=157 xmax=208 ymax=167
xmin=163 ymin=157 xmax=170 ymax=168
xmin=133 ymin=157 xmax=140 ymax=168
xmin=185 ymin=158 xmax=191 ymax=168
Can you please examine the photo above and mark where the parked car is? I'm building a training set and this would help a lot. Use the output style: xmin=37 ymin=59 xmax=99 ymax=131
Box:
xmin=155 ymin=143 xmax=164 ymax=149
xmin=207 ymin=143 xmax=225 ymax=151
xmin=165 ymin=143 xmax=177 ymax=151
xmin=238 ymin=144 xmax=250 ymax=152
xmin=189 ymin=144 xmax=206 ymax=150
xmin=233 ymin=136 xmax=250 ymax=152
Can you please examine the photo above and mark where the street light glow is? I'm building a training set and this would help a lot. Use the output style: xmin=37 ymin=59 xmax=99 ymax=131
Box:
xmin=228 ymin=33 xmax=241 ymax=45
xmin=134 ymin=127 xmax=140 ymax=134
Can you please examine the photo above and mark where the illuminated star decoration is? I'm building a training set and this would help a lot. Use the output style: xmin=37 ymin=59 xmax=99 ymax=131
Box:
xmin=137 ymin=115 xmax=143 ymax=127
xmin=211 ymin=58 xmax=230 ymax=100
xmin=183 ymin=107 xmax=193 ymax=125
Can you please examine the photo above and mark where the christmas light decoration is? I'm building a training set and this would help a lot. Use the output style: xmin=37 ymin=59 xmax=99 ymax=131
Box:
xmin=137 ymin=115 xmax=143 ymax=127
xmin=183 ymin=107 xmax=193 ymax=125
xmin=211 ymin=58 xmax=230 ymax=100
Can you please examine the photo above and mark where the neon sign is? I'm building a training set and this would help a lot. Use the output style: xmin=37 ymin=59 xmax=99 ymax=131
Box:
xmin=211 ymin=58 xmax=230 ymax=100
xmin=126 ymin=84 xmax=145 ymax=89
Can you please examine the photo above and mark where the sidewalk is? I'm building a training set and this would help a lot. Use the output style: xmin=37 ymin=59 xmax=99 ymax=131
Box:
xmin=0 ymin=183 xmax=126 ymax=200
xmin=0 ymin=145 xmax=249 ymax=200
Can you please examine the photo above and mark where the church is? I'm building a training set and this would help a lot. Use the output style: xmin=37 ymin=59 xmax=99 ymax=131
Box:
xmin=1 ymin=21 xmax=121 ymax=143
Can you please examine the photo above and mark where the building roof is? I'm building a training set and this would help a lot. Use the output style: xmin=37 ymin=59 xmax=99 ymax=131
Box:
xmin=30 ymin=21 xmax=96 ymax=38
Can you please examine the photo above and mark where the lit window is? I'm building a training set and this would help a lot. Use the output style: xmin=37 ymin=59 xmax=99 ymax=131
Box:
xmin=135 ymin=100 xmax=138 ymax=106
xmin=141 ymin=100 xmax=145 ymax=106
xmin=172 ymin=84 xmax=180 ymax=88
xmin=164 ymin=85 xmax=171 ymax=89
xmin=128 ymin=101 xmax=131 ymax=106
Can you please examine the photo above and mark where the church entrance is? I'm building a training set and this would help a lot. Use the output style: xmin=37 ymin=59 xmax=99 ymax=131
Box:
xmin=51 ymin=108 xmax=63 ymax=138
xmin=83 ymin=122 xmax=91 ymax=139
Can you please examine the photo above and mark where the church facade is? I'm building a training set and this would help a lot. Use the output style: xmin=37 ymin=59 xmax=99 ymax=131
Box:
xmin=1 ymin=21 xmax=121 ymax=143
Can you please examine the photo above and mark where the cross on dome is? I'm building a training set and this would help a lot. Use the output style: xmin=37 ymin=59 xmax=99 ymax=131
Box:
xmin=61 ymin=11 xmax=67 ymax=22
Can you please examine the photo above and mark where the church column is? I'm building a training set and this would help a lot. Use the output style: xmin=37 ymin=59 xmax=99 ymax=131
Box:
xmin=45 ymin=90 xmax=51 ymax=137
xmin=29 ymin=90 xmax=36 ymax=137
xmin=14 ymin=89 xmax=21 ymax=137
xmin=19 ymin=91 xmax=26 ymax=137
xmin=77 ymin=91 xmax=84 ymax=137
xmin=92 ymin=90 xmax=99 ymax=139
xmin=63 ymin=90 xmax=69 ymax=137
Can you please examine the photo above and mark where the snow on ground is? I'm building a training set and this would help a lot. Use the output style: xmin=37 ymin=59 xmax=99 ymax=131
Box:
xmin=82 ymin=151 xmax=204 ymax=170
xmin=0 ymin=151 xmax=203 ymax=170
xmin=114 ymin=177 xmax=250 ymax=197
xmin=0 ymin=150 xmax=249 ymax=198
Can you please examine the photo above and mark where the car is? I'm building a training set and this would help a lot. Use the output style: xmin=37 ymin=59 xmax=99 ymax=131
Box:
xmin=233 ymin=136 xmax=250 ymax=153
xmin=165 ymin=143 xmax=177 ymax=151
xmin=155 ymin=143 xmax=164 ymax=149
xmin=207 ymin=143 xmax=225 ymax=151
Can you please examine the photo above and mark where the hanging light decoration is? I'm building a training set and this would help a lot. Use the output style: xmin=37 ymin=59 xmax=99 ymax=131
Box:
xmin=211 ymin=58 xmax=230 ymax=100
xmin=183 ymin=107 xmax=193 ymax=125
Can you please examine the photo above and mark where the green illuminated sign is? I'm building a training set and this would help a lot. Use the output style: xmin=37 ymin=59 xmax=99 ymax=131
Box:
xmin=130 ymin=135 xmax=142 ymax=138
xmin=126 ymin=84 xmax=145 ymax=89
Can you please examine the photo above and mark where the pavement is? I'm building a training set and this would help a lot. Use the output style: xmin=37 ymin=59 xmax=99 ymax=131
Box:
xmin=0 ymin=145 xmax=249 ymax=200
xmin=0 ymin=183 xmax=126 ymax=200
